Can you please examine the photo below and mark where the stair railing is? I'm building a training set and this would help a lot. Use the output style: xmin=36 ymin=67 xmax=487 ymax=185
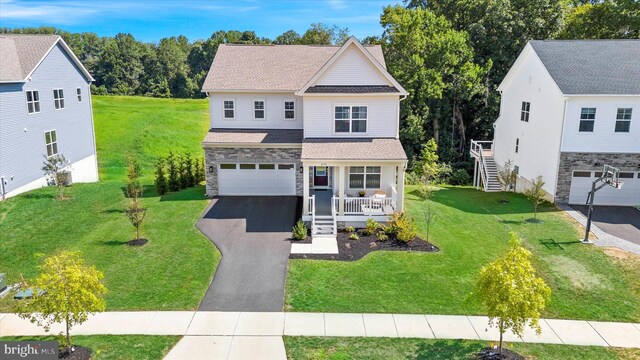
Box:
xmin=470 ymin=140 xmax=493 ymax=192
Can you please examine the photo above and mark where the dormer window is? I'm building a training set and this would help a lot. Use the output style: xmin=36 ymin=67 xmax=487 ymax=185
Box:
xmin=254 ymin=100 xmax=265 ymax=119
xmin=223 ymin=100 xmax=235 ymax=119
xmin=335 ymin=105 xmax=367 ymax=133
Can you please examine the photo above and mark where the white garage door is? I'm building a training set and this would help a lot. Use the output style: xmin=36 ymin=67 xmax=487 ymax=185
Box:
xmin=569 ymin=170 xmax=640 ymax=206
xmin=218 ymin=163 xmax=296 ymax=196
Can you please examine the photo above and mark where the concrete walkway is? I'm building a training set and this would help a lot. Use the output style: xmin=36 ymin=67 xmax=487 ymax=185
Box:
xmin=2 ymin=311 xmax=639 ymax=357
xmin=196 ymin=197 xmax=297 ymax=311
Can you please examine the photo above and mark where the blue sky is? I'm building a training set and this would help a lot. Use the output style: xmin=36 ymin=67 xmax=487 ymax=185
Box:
xmin=0 ymin=0 xmax=401 ymax=42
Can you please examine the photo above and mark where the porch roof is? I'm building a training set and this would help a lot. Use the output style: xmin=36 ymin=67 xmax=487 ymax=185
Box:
xmin=301 ymin=138 xmax=407 ymax=161
xmin=203 ymin=128 xmax=303 ymax=145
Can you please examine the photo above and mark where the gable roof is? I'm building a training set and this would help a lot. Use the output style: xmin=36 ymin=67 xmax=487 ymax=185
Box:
xmin=297 ymin=37 xmax=408 ymax=96
xmin=0 ymin=34 xmax=94 ymax=83
xmin=201 ymin=40 xmax=387 ymax=92
xmin=529 ymin=40 xmax=640 ymax=95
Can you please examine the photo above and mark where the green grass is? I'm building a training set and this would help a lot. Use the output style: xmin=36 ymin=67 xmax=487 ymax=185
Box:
xmin=1 ymin=335 xmax=179 ymax=360
xmin=283 ymin=337 xmax=640 ymax=360
xmin=285 ymin=186 xmax=640 ymax=322
xmin=0 ymin=95 xmax=218 ymax=311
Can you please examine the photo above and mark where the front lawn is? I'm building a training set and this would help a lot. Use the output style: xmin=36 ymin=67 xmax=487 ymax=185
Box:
xmin=284 ymin=337 xmax=640 ymax=360
xmin=286 ymin=186 xmax=640 ymax=322
xmin=1 ymin=335 xmax=179 ymax=360
xmin=0 ymin=96 xmax=218 ymax=311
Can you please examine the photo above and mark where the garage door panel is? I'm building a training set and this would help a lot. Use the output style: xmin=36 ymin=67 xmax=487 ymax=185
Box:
xmin=218 ymin=163 xmax=296 ymax=196
xmin=569 ymin=172 xmax=640 ymax=206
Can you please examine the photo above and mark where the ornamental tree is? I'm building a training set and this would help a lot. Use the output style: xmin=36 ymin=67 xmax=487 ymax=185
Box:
xmin=16 ymin=251 xmax=107 ymax=351
xmin=524 ymin=176 xmax=546 ymax=220
xmin=42 ymin=154 xmax=70 ymax=200
xmin=476 ymin=233 xmax=551 ymax=354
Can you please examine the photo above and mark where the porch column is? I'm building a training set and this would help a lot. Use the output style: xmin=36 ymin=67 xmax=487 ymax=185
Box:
xmin=396 ymin=163 xmax=406 ymax=212
xmin=303 ymin=164 xmax=310 ymax=214
xmin=338 ymin=165 xmax=345 ymax=216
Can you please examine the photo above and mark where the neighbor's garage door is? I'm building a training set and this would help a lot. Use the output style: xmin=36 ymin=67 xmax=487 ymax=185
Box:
xmin=569 ymin=170 xmax=640 ymax=206
xmin=218 ymin=163 xmax=296 ymax=196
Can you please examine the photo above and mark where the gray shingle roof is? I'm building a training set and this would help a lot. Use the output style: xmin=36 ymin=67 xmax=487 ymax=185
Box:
xmin=0 ymin=35 xmax=60 ymax=82
xmin=301 ymin=138 xmax=407 ymax=161
xmin=530 ymin=40 xmax=640 ymax=95
xmin=202 ymin=44 xmax=386 ymax=91
xmin=305 ymin=85 xmax=399 ymax=94
xmin=203 ymin=129 xmax=303 ymax=144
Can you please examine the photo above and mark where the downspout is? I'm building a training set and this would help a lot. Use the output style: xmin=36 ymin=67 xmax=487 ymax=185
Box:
xmin=87 ymin=81 xmax=99 ymax=182
xmin=554 ymin=97 xmax=570 ymax=202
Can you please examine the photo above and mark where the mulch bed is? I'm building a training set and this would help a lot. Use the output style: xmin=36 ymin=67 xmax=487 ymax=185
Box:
xmin=59 ymin=346 xmax=92 ymax=360
xmin=127 ymin=238 xmax=148 ymax=246
xmin=290 ymin=229 xmax=439 ymax=261
xmin=475 ymin=347 xmax=525 ymax=360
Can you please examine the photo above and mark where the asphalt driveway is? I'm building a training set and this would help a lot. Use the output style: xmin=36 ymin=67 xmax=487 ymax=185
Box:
xmin=572 ymin=205 xmax=640 ymax=245
xmin=196 ymin=196 xmax=298 ymax=312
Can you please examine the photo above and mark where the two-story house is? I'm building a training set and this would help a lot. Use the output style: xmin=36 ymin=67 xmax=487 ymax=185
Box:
xmin=0 ymin=35 xmax=98 ymax=199
xmin=201 ymin=37 xmax=408 ymax=235
xmin=471 ymin=40 xmax=640 ymax=206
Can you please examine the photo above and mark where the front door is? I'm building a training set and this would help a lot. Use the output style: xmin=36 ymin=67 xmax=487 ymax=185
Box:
xmin=313 ymin=166 xmax=328 ymax=187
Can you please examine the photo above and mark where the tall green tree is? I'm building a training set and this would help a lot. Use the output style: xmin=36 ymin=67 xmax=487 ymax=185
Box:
xmin=381 ymin=5 xmax=489 ymax=164
xmin=95 ymin=33 xmax=145 ymax=95
xmin=274 ymin=30 xmax=302 ymax=44
xmin=301 ymin=23 xmax=349 ymax=45
xmin=560 ymin=0 xmax=640 ymax=39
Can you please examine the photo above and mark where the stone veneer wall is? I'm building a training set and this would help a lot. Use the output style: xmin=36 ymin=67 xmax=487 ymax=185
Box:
xmin=556 ymin=152 xmax=640 ymax=203
xmin=204 ymin=147 xmax=303 ymax=196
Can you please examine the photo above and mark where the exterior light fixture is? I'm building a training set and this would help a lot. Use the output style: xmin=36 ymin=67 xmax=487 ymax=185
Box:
xmin=209 ymin=166 xmax=214 ymax=173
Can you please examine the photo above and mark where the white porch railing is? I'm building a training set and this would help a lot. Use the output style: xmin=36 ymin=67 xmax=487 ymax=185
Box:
xmin=336 ymin=196 xmax=396 ymax=215
xmin=309 ymin=195 xmax=316 ymax=234
xmin=390 ymin=186 xmax=398 ymax=209
xmin=470 ymin=140 xmax=493 ymax=191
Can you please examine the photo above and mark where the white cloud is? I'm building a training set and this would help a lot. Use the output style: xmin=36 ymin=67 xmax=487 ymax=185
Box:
xmin=328 ymin=0 xmax=347 ymax=10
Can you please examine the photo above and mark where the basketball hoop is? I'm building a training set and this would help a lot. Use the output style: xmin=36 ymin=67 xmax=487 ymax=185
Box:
xmin=582 ymin=164 xmax=623 ymax=243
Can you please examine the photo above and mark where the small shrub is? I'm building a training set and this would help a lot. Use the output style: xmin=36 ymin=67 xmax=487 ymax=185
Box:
xmin=450 ymin=169 xmax=471 ymax=185
xmin=349 ymin=233 xmax=359 ymax=241
xmin=376 ymin=231 xmax=389 ymax=241
xmin=432 ymin=163 xmax=452 ymax=184
xmin=154 ymin=158 xmax=168 ymax=195
xmin=364 ymin=218 xmax=379 ymax=235
xmin=167 ymin=152 xmax=180 ymax=192
xmin=405 ymin=171 xmax=422 ymax=185
xmin=345 ymin=226 xmax=355 ymax=233
xmin=125 ymin=157 xmax=142 ymax=199
xmin=416 ymin=183 xmax=432 ymax=200
xmin=292 ymin=220 xmax=308 ymax=240
xmin=195 ymin=157 xmax=205 ymax=183
xmin=386 ymin=212 xmax=418 ymax=243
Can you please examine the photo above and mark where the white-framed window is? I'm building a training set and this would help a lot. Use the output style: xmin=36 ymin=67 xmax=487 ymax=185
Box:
xmin=515 ymin=138 xmax=519 ymax=153
xmin=335 ymin=105 xmax=367 ymax=133
xmin=44 ymin=130 xmax=58 ymax=157
xmin=349 ymin=166 xmax=381 ymax=189
xmin=579 ymin=107 xmax=596 ymax=132
xmin=520 ymin=101 xmax=530 ymax=122
xmin=223 ymin=100 xmax=235 ymax=119
xmin=26 ymin=90 xmax=40 ymax=114
xmin=76 ymin=87 xmax=82 ymax=102
xmin=254 ymin=100 xmax=265 ymax=119
xmin=615 ymin=108 xmax=632 ymax=133
xmin=53 ymin=88 xmax=65 ymax=109
xmin=284 ymin=100 xmax=295 ymax=120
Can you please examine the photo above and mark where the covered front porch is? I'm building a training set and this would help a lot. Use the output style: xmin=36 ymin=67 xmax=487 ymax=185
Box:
xmin=301 ymin=162 xmax=405 ymax=221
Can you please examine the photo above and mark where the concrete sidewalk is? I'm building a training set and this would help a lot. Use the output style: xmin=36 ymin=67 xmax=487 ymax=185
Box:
xmin=1 ymin=311 xmax=639 ymax=349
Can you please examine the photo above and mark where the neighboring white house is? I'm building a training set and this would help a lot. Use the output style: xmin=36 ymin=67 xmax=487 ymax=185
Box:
xmin=201 ymin=37 xmax=408 ymax=234
xmin=0 ymin=35 xmax=99 ymax=199
xmin=472 ymin=40 xmax=640 ymax=206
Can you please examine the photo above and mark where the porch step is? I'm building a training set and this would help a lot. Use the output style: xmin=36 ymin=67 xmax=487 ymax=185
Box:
xmin=312 ymin=215 xmax=336 ymax=236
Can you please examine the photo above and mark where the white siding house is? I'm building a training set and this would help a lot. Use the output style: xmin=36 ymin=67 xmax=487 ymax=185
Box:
xmin=201 ymin=37 xmax=409 ymax=234
xmin=474 ymin=40 xmax=640 ymax=206
xmin=0 ymin=35 xmax=98 ymax=199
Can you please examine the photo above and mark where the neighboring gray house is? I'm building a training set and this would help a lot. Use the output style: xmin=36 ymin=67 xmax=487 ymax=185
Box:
xmin=201 ymin=37 xmax=408 ymax=235
xmin=0 ymin=35 xmax=98 ymax=199
xmin=472 ymin=40 xmax=639 ymax=206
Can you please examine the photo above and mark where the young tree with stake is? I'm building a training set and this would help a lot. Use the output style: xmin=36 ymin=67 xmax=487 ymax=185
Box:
xmin=42 ymin=154 xmax=70 ymax=200
xmin=524 ymin=176 xmax=546 ymax=220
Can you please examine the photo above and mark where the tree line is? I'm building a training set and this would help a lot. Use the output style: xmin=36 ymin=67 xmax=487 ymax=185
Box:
xmin=2 ymin=0 xmax=637 ymax=171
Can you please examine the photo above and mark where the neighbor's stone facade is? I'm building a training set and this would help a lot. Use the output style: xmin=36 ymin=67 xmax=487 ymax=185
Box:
xmin=204 ymin=146 xmax=303 ymax=196
xmin=556 ymin=152 xmax=640 ymax=203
